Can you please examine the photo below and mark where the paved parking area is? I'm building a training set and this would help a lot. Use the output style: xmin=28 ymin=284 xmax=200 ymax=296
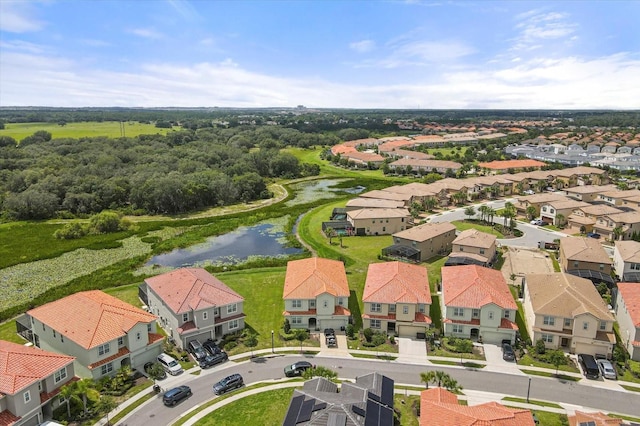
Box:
xmin=501 ymin=246 xmax=555 ymax=286
xmin=317 ymin=333 xmax=350 ymax=357
xmin=397 ymin=337 xmax=427 ymax=363
xmin=483 ymin=343 xmax=524 ymax=375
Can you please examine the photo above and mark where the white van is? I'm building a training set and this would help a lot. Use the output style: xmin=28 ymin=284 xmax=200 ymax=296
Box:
xmin=157 ymin=353 xmax=183 ymax=376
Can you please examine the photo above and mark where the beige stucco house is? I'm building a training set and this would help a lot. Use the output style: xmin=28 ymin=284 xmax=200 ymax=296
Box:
xmin=539 ymin=199 xmax=590 ymax=226
xmin=145 ymin=268 xmax=246 ymax=349
xmin=346 ymin=208 xmax=411 ymax=236
xmin=613 ymin=240 xmax=640 ymax=282
xmin=283 ymin=257 xmax=351 ymax=331
xmin=26 ymin=290 xmax=163 ymax=380
xmin=559 ymin=237 xmax=614 ymax=286
xmin=522 ymin=273 xmax=615 ymax=356
xmin=362 ymin=262 xmax=431 ymax=337
xmin=615 ymin=283 xmax=640 ymax=361
xmin=448 ymin=229 xmax=497 ymax=266
xmin=390 ymin=222 xmax=457 ymax=262
xmin=0 ymin=341 xmax=76 ymax=426
xmin=594 ymin=211 xmax=640 ymax=241
xmin=441 ymin=265 xmax=518 ymax=344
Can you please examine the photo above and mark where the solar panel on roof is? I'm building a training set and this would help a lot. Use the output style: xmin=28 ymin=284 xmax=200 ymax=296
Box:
xmin=312 ymin=402 xmax=327 ymax=412
xmin=578 ymin=422 xmax=596 ymax=426
xmin=367 ymin=390 xmax=380 ymax=403
xmin=282 ymin=395 xmax=304 ymax=426
xmin=297 ymin=399 xmax=315 ymax=423
xmin=364 ymin=401 xmax=380 ymax=426
xmin=352 ymin=405 xmax=366 ymax=417
xmin=379 ymin=406 xmax=394 ymax=426
xmin=380 ymin=376 xmax=394 ymax=408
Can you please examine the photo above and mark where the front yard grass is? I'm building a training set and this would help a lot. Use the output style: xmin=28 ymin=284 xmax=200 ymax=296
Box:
xmin=520 ymin=369 xmax=581 ymax=381
xmin=0 ymin=320 xmax=23 ymax=344
xmin=517 ymin=354 xmax=580 ymax=373
xmin=502 ymin=396 xmax=562 ymax=409
xmin=430 ymin=360 xmax=485 ymax=368
xmin=451 ymin=220 xmax=505 ymax=238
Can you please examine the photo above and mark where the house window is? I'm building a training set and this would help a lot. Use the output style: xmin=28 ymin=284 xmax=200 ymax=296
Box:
xmin=418 ymin=304 xmax=426 ymax=313
xmin=372 ymin=220 xmax=375 ymax=223
xmin=389 ymin=304 xmax=396 ymax=313
xmin=599 ymin=264 xmax=604 ymax=271
xmin=479 ymin=249 xmax=485 ymax=255
xmin=459 ymin=247 xmax=464 ymax=252
xmin=338 ymin=298 xmax=344 ymax=306
xmin=118 ymin=337 xmax=124 ymax=346
xmin=203 ymin=311 xmax=208 ymax=320
xmin=61 ymin=334 xmax=64 ymax=343
xmin=631 ymin=263 xmax=640 ymax=271
xmin=371 ymin=303 xmax=382 ymax=313
xmin=543 ymin=316 xmax=555 ymax=326
xmin=182 ymin=313 xmax=188 ymax=322
xmin=488 ymin=311 xmax=494 ymax=320
xmin=550 ymin=208 xmax=555 ymax=214
xmin=292 ymin=300 xmax=302 ymax=308
xmin=54 ymin=367 xmax=67 ymax=383
xmin=542 ymin=334 xmax=553 ymax=343
xmin=403 ymin=306 xmax=409 ymax=315
xmin=229 ymin=319 xmax=239 ymax=330
xmin=24 ymin=390 xmax=31 ymax=404
xmin=227 ymin=303 xmax=238 ymax=314
xmin=599 ymin=321 xmax=607 ymax=330
xmin=291 ymin=317 xmax=302 ymax=325
xmin=382 ymin=227 xmax=386 ymax=232
xmin=214 ymin=307 xmax=220 ymax=316
xmin=583 ymin=322 xmax=589 ymax=330
xmin=43 ymin=323 xmax=45 ymax=331
xmin=323 ymin=300 xmax=328 ymax=308
xmin=147 ymin=324 xmax=152 ymax=332
xmin=573 ymin=261 xmax=579 ymax=268
xmin=370 ymin=319 xmax=381 ymax=329
xmin=453 ymin=307 xmax=464 ymax=317
xmin=310 ymin=300 xmax=316 ymax=308
xmin=385 ymin=219 xmax=389 ymax=223
xmin=53 ymin=330 xmax=56 ymax=337
xmin=564 ymin=318 xmax=571 ymax=327
xmin=452 ymin=324 xmax=463 ymax=333
xmin=472 ymin=309 xmax=480 ymax=318
xmin=136 ymin=332 xmax=141 ymax=340
xmin=98 ymin=343 xmax=110 ymax=356
xmin=101 ymin=363 xmax=113 ymax=376
xmin=504 ymin=311 xmax=510 ymax=319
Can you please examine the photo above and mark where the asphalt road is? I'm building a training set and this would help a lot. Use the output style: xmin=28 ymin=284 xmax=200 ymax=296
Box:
xmin=118 ymin=355 xmax=640 ymax=426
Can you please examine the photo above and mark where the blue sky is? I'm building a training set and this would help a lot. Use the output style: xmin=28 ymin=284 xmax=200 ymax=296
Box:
xmin=1 ymin=0 xmax=639 ymax=109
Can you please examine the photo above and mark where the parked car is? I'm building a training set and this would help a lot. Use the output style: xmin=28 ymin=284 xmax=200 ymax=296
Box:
xmin=530 ymin=219 xmax=545 ymax=226
xmin=199 ymin=351 xmax=228 ymax=369
xmin=523 ymin=189 xmax=535 ymax=195
xmin=597 ymin=359 xmax=617 ymax=380
xmin=284 ymin=361 xmax=313 ymax=377
xmin=187 ymin=339 xmax=208 ymax=362
xmin=577 ymin=353 xmax=600 ymax=379
xmin=157 ymin=353 xmax=183 ymax=376
xmin=203 ymin=339 xmax=222 ymax=355
xmin=326 ymin=335 xmax=337 ymax=347
xmin=144 ymin=361 xmax=166 ymax=380
xmin=502 ymin=343 xmax=515 ymax=361
xmin=162 ymin=385 xmax=192 ymax=406
xmin=587 ymin=232 xmax=601 ymax=239
xmin=324 ymin=328 xmax=335 ymax=337
xmin=213 ymin=373 xmax=244 ymax=395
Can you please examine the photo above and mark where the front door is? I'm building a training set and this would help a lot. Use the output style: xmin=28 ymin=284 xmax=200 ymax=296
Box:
xmin=561 ymin=337 xmax=569 ymax=347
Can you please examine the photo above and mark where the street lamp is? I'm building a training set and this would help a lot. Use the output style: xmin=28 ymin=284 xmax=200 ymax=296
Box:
xmin=271 ymin=330 xmax=274 ymax=353
xmin=526 ymin=377 xmax=531 ymax=403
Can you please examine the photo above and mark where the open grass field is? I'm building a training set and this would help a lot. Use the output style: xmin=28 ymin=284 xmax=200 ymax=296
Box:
xmin=451 ymin=220 xmax=505 ymax=238
xmin=0 ymin=121 xmax=176 ymax=140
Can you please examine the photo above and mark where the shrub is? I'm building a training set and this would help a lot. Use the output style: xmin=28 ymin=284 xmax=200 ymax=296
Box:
xmin=54 ymin=222 xmax=88 ymax=239
xmin=283 ymin=318 xmax=291 ymax=333
xmin=363 ymin=328 xmax=374 ymax=343
xmin=346 ymin=324 xmax=355 ymax=339
xmin=224 ymin=341 xmax=238 ymax=351
xmin=534 ymin=339 xmax=547 ymax=355
xmin=371 ymin=332 xmax=386 ymax=347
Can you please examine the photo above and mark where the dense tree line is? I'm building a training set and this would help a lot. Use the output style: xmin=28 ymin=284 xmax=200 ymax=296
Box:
xmin=0 ymin=126 xmax=324 ymax=220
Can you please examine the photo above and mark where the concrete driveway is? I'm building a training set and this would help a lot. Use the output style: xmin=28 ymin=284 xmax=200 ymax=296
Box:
xmin=482 ymin=343 xmax=524 ymax=375
xmin=397 ymin=337 xmax=427 ymax=363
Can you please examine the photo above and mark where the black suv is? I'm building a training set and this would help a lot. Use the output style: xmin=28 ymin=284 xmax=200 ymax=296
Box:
xmin=199 ymin=351 xmax=228 ymax=369
xmin=213 ymin=373 xmax=244 ymax=395
xmin=187 ymin=340 xmax=208 ymax=363
xmin=502 ymin=341 xmax=515 ymax=362
xmin=203 ymin=339 xmax=222 ymax=355
xmin=162 ymin=385 xmax=192 ymax=406
xmin=284 ymin=361 xmax=313 ymax=377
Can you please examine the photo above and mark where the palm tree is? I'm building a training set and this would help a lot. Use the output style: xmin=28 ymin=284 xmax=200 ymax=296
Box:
xmin=324 ymin=227 xmax=334 ymax=244
xmin=516 ymin=182 xmax=524 ymax=195
xmin=478 ymin=205 xmax=489 ymax=223
xmin=486 ymin=208 xmax=496 ymax=225
xmin=525 ymin=206 xmax=537 ymax=221
xmin=442 ymin=376 xmax=462 ymax=393
xmin=59 ymin=383 xmax=75 ymax=419
xmin=556 ymin=213 xmax=565 ymax=228
xmin=536 ymin=180 xmax=547 ymax=193
xmin=424 ymin=197 xmax=437 ymax=212
xmin=464 ymin=206 xmax=476 ymax=221
xmin=75 ymin=378 xmax=97 ymax=417
xmin=420 ymin=371 xmax=437 ymax=389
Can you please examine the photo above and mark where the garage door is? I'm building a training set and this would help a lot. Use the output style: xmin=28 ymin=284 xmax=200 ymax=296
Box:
xmin=398 ymin=325 xmax=422 ymax=338
xmin=573 ymin=342 xmax=595 ymax=356
xmin=482 ymin=331 xmax=512 ymax=345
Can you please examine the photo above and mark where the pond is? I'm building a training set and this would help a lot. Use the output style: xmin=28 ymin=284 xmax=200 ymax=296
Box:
xmin=285 ymin=178 xmax=364 ymax=206
xmin=146 ymin=222 xmax=303 ymax=268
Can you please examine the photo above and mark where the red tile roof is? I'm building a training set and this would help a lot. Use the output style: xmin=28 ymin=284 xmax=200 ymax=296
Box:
xmin=283 ymin=258 xmax=350 ymax=299
xmin=27 ymin=290 xmax=157 ymax=350
xmin=0 ymin=410 xmax=20 ymax=426
xmin=420 ymin=388 xmax=535 ymax=426
xmin=478 ymin=159 xmax=546 ymax=170
xmin=442 ymin=265 xmax=517 ymax=310
xmin=0 ymin=341 xmax=74 ymax=395
xmin=617 ymin=283 xmax=640 ymax=327
xmin=568 ymin=411 xmax=621 ymax=426
xmin=87 ymin=347 xmax=130 ymax=369
xmin=363 ymin=262 xmax=431 ymax=304
xmin=145 ymin=268 xmax=244 ymax=315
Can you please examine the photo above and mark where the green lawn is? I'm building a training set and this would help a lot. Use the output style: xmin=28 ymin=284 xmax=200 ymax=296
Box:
xmin=520 ymin=369 xmax=581 ymax=381
xmin=518 ymin=355 xmax=580 ymax=373
xmin=0 ymin=121 xmax=175 ymax=141
xmin=451 ymin=220 xmax=505 ymax=238
xmin=502 ymin=397 xmax=562 ymax=409
xmin=0 ymin=320 xmax=23 ymax=344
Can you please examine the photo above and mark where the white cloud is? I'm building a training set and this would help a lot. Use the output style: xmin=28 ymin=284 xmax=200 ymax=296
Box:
xmin=349 ymin=39 xmax=375 ymax=53
xmin=128 ymin=28 xmax=165 ymax=40
xmin=511 ymin=10 xmax=577 ymax=52
xmin=0 ymin=1 xmax=45 ymax=33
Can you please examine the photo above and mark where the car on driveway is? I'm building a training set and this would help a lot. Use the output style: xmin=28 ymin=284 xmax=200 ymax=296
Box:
xmin=284 ymin=361 xmax=313 ymax=377
xmin=502 ymin=342 xmax=515 ymax=361
xmin=597 ymin=359 xmax=617 ymax=380
xmin=324 ymin=328 xmax=335 ymax=337
xmin=203 ymin=339 xmax=222 ymax=355
xmin=578 ymin=353 xmax=600 ymax=379
xmin=162 ymin=385 xmax=192 ymax=406
xmin=530 ymin=219 xmax=545 ymax=226
xmin=187 ymin=340 xmax=209 ymax=363
xmin=213 ymin=373 xmax=244 ymax=395
xmin=587 ymin=232 xmax=601 ymax=239
xmin=199 ymin=351 xmax=228 ymax=369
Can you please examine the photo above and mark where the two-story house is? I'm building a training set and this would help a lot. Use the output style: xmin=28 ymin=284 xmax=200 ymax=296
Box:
xmin=283 ymin=257 xmax=351 ymax=331
xmin=447 ymin=229 xmax=497 ymax=267
xmin=145 ymin=268 xmax=246 ymax=349
xmin=362 ymin=262 xmax=431 ymax=337
xmin=389 ymin=222 xmax=457 ymax=262
xmin=615 ymin=283 xmax=640 ymax=361
xmin=559 ymin=237 xmax=615 ymax=287
xmin=514 ymin=193 xmax=567 ymax=218
xmin=346 ymin=208 xmax=411 ymax=236
xmin=566 ymin=203 xmax=623 ymax=234
xmin=522 ymin=273 xmax=615 ymax=356
xmin=593 ymin=211 xmax=640 ymax=241
xmin=562 ymin=184 xmax=617 ymax=203
xmin=539 ymin=199 xmax=590 ymax=226
xmin=441 ymin=265 xmax=518 ymax=344
xmin=0 ymin=341 xmax=76 ymax=426
xmin=26 ymin=290 xmax=163 ymax=380
xmin=613 ymin=240 xmax=640 ymax=282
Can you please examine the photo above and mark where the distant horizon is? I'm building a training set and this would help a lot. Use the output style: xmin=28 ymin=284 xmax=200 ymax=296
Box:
xmin=1 ymin=1 xmax=639 ymax=109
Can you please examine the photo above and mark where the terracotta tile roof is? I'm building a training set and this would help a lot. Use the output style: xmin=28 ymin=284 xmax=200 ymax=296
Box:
xmin=27 ymin=290 xmax=157 ymax=350
xmin=390 ymin=158 xmax=462 ymax=170
xmin=442 ymin=265 xmax=517 ymax=310
xmin=0 ymin=340 xmax=74 ymax=395
xmin=420 ymin=388 xmax=535 ymax=426
xmin=283 ymin=258 xmax=350 ymax=299
xmin=614 ymin=240 xmax=640 ymax=263
xmin=443 ymin=318 xmax=481 ymax=326
xmin=363 ymin=262 xmax=431 ymax=304
xmin=40 ymin=376 xmax=79 ymax=404
xmin=478 ymin=159 xmax=546 ymax=170
xmin=393 ymin=222 xmax=456 ymax=242
xmin=145 ymin=268 xmax=244 ymax=315
xmin=560 ymin=237 xmax=612 ymax=265
xmin=524 ymin=273 xmax=614 ymax=320
xmin=0 ymin=410 xmax=20 ymax=426
xmin=453 ymin=229 xmax=496 ymax=249
xmin=568 ymin=411 xmax=621 ymax=426
xmin=617 ymin=283 xmax=640 ymax=327
xmin=347 ymin=208 xmax=410 ymax=220
xmin=284 ymin=306 xmax=351 ymax=316
xmin=345 ymin=198 xmax=405 ymax=209
xmin=87 ymin=346 xmax=130 ymax=369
